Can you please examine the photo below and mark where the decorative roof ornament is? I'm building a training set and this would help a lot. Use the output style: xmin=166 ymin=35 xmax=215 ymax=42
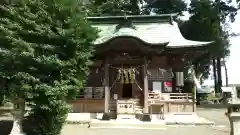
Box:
xmin=115 ymin=20 xmax=136 ymax=33
xmin=114 ymin=10 xmax=136 ymax=32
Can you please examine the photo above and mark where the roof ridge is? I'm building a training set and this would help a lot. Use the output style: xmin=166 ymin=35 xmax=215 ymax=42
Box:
xmin=87 ymin=13 xmax=178 ymax=24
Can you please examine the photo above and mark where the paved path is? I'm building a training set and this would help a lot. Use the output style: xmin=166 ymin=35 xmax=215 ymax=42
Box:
xmin=61 ymin=126 xmax=230 ymax=135
xmin=196 ymin=107 xmax=229 ymax=127
xmin=62 ymin=107 xmax=231 ymax=135
xmin=0 ymin=106 xmax=231 ymax=135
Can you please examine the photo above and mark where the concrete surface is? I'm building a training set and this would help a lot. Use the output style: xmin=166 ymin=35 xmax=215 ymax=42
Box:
xmin=90 ymin=118 xmax=166 ymax=129
xmin=61 ymin=126 xmax=230 ymax=135
xmin=196 ymin=107 xmax=229 ymax=127
xmin=65 ymin=112 xmax=214 ymax=126
xmin=165 ymin=112 xmax=214 ymax=125
xmin=0 ymin=106 xmax=231 ymax=135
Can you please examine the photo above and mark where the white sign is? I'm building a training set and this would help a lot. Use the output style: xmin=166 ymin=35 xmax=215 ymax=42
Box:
xmin=153 ymin=82 xmax=162 ymax=93
xmin=117 ymin=100 xmax=135 ymax=114
xmin=113 ymin=94 xmax=118 ymax=100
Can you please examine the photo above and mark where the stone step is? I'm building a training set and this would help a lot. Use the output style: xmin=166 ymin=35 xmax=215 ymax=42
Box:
xmin=117 ymin=114 xmax=136 ymax=119
xmin=90 ymin=119 xmax=166 ymax=129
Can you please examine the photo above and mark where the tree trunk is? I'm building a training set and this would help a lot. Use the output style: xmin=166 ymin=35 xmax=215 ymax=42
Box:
xmin=0 ymin=94 xmax=4 ymax=106
xmin=192 ymin=71 xmax=202 ymax=112
xmin=0 ymin=80 xmax=5 ymax=106
xmin=213 ymin=59 xmax=218 ymax=93
xmin=223 ymin=59 xmax=228 ymax=86
xmin=216 ymin=58 xmax=222 ymax=91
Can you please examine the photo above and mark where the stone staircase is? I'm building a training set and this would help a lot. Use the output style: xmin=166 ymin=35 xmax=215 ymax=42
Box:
xmin=134 ymin=98 xmax=143 ymax=119
xmin=109 ymin=100 xmax=117 ymax=119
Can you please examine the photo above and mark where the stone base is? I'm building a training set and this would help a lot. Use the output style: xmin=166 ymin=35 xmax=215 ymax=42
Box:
xmin=141 ymin=114 xmax=151 ymax=122
xmin=102 ymin=113 xmax=110 ymax=120
xmin=135 ymin=113 xmax=143 ymax=120
xmin=117 ymin=114 xmax=136 ymax=120
xmin=226 ymin=112 xmax=240 ymax=135
xmin=9 ymin=133 xmax=25 ymax=135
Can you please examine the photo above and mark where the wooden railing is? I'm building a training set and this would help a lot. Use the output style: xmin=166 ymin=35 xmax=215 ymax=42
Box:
xmin=75 ymin=93 xmax=104 ymax=100
xmin=168 ymin=93 xmax=193 ymax=100
xmin=148 ymin=92 xmax=193 ymax=102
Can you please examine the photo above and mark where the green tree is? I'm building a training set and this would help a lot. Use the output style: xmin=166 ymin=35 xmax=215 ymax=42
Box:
xmin=142 ymin=0 xmax=187 ymax=15
xmin=86 ymin=0 xmax=142 ymax=16
xmin=181 ymin=0 xmax=237 ymax=92
xmin=0 ymin=0 xmax=97 ymax=134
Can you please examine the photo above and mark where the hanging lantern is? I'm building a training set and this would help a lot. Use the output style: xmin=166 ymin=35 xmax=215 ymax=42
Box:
xmin=176 ymin=72 xmax=184 ymax=86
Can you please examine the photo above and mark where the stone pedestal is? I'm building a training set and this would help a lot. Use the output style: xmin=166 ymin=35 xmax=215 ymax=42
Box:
xmin=117 ymin=100 xmax=135 ymax=114
xmin=226 ymin=112 xmax=240 ymax=135
xmin=10 ymin=109 xmax=25 ymax=135
xmin=9 ymin=98 xmax=25 ymax=135
xmin=116 ymin=99 xmax=135 ymax=120
xmin=225 ymin=104 xmax=240 ymax=135
xmin=141 ymin=114 xmax=151 ymax=121
xmin=102 ymin=113 xmax=110 ymax=120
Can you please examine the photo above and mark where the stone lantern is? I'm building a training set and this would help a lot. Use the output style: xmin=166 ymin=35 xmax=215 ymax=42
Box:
xmin=9 ymin=98 xmax=26 ymax=135
xmin=225 ymin=103 xmax=240 ymax=135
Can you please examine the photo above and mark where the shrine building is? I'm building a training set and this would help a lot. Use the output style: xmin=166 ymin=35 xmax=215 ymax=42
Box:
xmin=69 ymin=14 xmax=213 ymax=121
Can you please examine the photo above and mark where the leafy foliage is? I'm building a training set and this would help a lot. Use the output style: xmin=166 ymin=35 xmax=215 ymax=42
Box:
xmin=180 ymin=0 xmax=237 ymax=80
xmin=142 ymin=0 xmax=187 ymax=15
xmin=0 ymin=0 xmax=97 ymax=134
xmin=86 ymin=0 xmax=142 ymax=16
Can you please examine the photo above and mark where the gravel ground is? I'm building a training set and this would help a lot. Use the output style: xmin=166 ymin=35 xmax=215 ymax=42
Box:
xmin=61 ymin=126 xmax=230 ymax=135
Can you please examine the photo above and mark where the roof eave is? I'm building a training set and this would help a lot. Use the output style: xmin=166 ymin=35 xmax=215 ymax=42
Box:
xmin=93 ymin=36 xmax=169 ymax=47
xmin=166 ymin=41 xmax=214 ymax=49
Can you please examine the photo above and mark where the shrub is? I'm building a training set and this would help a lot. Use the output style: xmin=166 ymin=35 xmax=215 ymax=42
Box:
xmin=0 ymin=0 xmax=97 ymax=134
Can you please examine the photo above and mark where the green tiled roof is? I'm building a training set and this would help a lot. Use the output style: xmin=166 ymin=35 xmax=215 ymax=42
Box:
xmin=87 ymin=14 xmax=213 ymax=48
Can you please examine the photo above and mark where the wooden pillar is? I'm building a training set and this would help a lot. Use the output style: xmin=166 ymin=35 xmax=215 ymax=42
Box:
xmin=102 ymin=57 xmax=110 ymax=120
xmin=143 ymin=56 xmax=149 ymax=114
xmin=172 ymin=55 xmax=184 ymax=92
xmin=172 ymin=72 xmax=177 ymax=92
xmin=142 ymin=56 xmax=151 ymax=121
xmin=104 ymin=58 xmax=110 ymax=113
